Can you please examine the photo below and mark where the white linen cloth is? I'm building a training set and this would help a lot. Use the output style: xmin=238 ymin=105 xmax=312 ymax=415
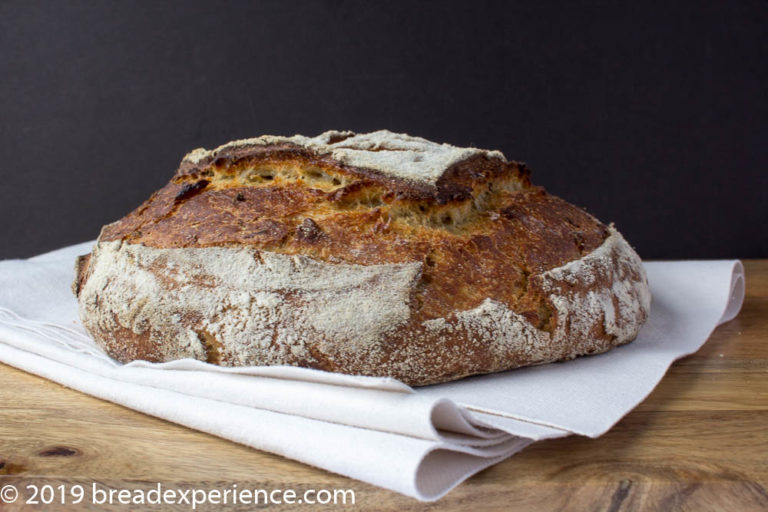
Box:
xmin=0 ymin=241 xmax=745 ymax=501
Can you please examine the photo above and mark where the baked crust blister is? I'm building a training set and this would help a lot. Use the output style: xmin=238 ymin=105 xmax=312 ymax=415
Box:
xmin=74 ymin=130 xmax=651 ymax=386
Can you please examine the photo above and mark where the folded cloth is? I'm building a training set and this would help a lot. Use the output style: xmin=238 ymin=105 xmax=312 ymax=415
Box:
xmin=0 ymin=241 xmax=745 ymax=501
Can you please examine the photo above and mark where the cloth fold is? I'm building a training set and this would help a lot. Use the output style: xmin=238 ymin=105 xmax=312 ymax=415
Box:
xmin=0 ymin=241 xmax=744 ymax=501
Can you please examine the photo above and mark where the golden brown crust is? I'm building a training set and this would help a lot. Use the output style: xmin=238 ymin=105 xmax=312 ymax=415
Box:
xmin=75 ymin=131 xmax=650 ymax=385
xmin=99 ymin=149 xmax=606 ymax=324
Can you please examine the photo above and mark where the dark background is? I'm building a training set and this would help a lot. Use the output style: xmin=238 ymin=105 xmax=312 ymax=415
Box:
xmin=1 ymin=1 xmax=766 ymax=259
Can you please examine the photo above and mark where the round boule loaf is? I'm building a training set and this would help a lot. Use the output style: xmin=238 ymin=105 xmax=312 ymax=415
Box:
xmin=73 ymin=130 xmax=651 ymax=386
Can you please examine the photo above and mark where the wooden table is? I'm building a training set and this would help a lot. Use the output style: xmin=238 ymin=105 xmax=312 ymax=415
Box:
xmin=1 ymin=261 xmax=766 ymax=511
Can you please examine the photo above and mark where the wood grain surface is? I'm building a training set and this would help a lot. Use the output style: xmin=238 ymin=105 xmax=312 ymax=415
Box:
xmin=1 ymin=261 xmax=766 ymax=511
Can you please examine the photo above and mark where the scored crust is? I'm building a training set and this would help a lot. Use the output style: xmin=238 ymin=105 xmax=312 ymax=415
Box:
xmin=73 ymin=130 xmax=651 ymax=386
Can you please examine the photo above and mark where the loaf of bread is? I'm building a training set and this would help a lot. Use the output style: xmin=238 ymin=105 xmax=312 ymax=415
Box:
xmin=73 ymin=130 xmax=651 ymax=386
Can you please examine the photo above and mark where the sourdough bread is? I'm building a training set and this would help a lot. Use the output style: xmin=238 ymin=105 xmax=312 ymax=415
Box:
xmin=73 ymin=130 xmax=651 ymax=385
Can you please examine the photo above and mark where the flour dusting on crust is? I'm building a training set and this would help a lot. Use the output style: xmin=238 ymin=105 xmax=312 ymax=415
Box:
xmin=78 ymin=241 xmax=422 ymax=367
xmin=540 ymin=225 xmax=651 ymax=347
xmin=77 ymin=226 xmax=650 ymax=385
xmin=183 ymin=130 xmax=506 ymax=186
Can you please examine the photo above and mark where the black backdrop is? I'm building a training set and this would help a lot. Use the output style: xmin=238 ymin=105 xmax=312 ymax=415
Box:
xmin=1 ymin=1 xmax=766 ymax=259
